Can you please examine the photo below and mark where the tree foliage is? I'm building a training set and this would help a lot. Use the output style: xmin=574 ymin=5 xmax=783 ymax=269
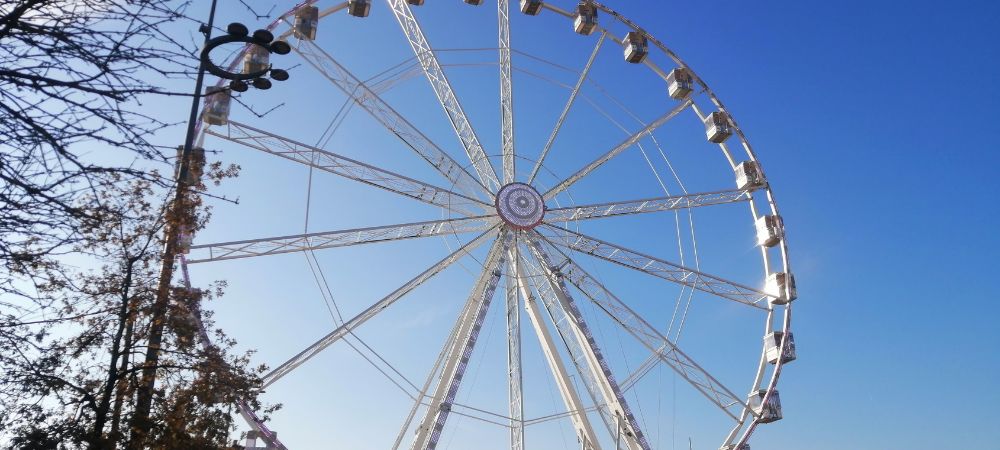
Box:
xmin=1 ymin=172 xmax=269 ymax=449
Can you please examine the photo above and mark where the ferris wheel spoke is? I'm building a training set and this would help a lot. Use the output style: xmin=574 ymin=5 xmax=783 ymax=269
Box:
xmin=393 ymin=239 xmax=504 ymax=450
xmin=410 ymin=232 xmax=511 ymax=450
xmin=543 ymin=98 xmax=693 ymax=201
xmin=537 ymin=224 xmax=772 ymax=309
xmin=498 ymin=0 xmax=515 ymax=185
xmin=520 ymin=244 xmax=651 ymax=450
xmin=528 ymin=32 xmax=606 ymax=184
xmin=261 ymin=226 xmax=499 ymax=388
xmin=386 ymin=0 xmax=502 ymax=192
xmin=186 ymin=216 xmax=498 ymax=264
xmin=293 ymin=40 xmax=490 ymax=200
xmin=527 ymin=233 xmax=753 ymax=422
xmin=544 ymin=188 xmax=751 ymax=223
xmin=508 ymin=242 xmax=603 ymax=450
xmin=206 ymin=121 xmax=490 ymax=217
xmin=395 ymin=305 xmax=492 ymax=450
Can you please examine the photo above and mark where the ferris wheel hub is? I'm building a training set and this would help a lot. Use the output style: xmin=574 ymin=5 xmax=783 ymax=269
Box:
xmin=495 ymin=182 xmax=544 ymax=230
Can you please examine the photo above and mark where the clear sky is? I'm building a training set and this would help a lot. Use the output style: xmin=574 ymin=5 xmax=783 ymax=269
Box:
xmin=152 ymin=1 xmax=1000 ymax=449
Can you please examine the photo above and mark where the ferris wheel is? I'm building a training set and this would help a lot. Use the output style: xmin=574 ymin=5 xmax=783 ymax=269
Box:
xmin=181 ymin=1 xmax=797 ymax=449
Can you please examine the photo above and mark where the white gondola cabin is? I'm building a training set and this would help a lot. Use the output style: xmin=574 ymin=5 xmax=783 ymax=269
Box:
xmin=244 ymin=430 xmax=279 ymax=450
xmin=348 ymin=0 xmax=370 ymax=17
xmin=765 ymin=272 xmax=797 ymax=304
xmin=755 ymin=214 xmax=783 ymax=247
xmin=748 ymin=390 xmax=782 ymax=423
xmin=704 ymin=110 xmax=732 ymax=143
xmin=293 ymin=6 xmax=319 ymax=40
xmin=764 ymin=331 xmax=796 ymax=364
xmin=244 ymin=45 xmax=270 ymax=74
xmin=666 ymin=67 xmax=693 ymax=99
xmin=623 ymin=31 xmax=648 ymax=63
xmin=520 ymin=0 xmax=542 ymax=15
xmin=177 ymin=226 xmax=193 ymax=254
xmin=573 ymin=2 xmax=598 ymax=35
xmin=734 ymin=160 xmax=764 ymax=191
xmin=174 ymin=146 xmax=206 ymax=186
xmin=202 ymin=87 xmax=230 ymax=125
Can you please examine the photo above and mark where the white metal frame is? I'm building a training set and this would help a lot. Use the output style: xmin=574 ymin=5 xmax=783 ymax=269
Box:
xmin=386 ymin=0 xmax=501 ymax=192
xmin=187 ymin=1 xmax=796 ymax=449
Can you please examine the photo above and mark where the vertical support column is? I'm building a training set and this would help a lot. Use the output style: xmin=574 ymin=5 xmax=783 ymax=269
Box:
xmin=511 ymin=247 xmax=602 ymax=450
xmin=526 ymin=237 xmax=651 ymax=450
xmin=505 ymin=238 xmax=524 ymax=450
xmin=520 ymin=253 xmax=616 ymax=439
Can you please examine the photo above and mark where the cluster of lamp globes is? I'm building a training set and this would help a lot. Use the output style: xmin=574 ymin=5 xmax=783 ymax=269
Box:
xmin=201 ymin=22 xmax=292 ymax=93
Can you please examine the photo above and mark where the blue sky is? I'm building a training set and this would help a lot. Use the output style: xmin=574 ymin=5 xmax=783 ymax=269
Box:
xmin=152 ymin=1 xmax=1000 ymax=449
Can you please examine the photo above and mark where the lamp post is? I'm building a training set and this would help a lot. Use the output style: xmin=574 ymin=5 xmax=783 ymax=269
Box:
xmin=128 ymin=0 xmax=289 ymax=446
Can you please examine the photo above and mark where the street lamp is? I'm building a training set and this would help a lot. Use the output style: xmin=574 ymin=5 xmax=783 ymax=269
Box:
xmin=201 ymin=22 xmax=292 ymax=92
xmin=130 ymin=2 xmax=292 ymax=448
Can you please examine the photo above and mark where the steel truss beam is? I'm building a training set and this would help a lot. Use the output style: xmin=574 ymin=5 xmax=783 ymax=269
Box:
xmin=293 ymin=39 xmax=490 ymax=201
xmin=262 ymin=226 xmax=498 ymax=387
xmin=411 ymin=233 xmax=511 ymax=450
xmin=504 ymin=239 xmax=525 ymax=450
xmin=528 ymin=32 xmax=606 ymax=184
xmin=530 ymin=234 xmax=753 ymax=421
xmin=206 ymin=121 xmax=489 ymax=217
xmin=521 ymin=239 xmax=651 ymax=450
xmin=519 ymin=253 xmax=619 ymax=442
xmin=511 ymin=242 xmax=602 ymax=450
xmin=619 ymin=348 xmax=662 ymax=392
xmin=393 ymin=264 xmax=488 ymax=450
xmin=538 ymin=224 xmax=772 ymax=309
xmin=543 ymin=98 xmax=693 ymax=200
xmin=386 ymin=0 xmax=502 ymax=192
xmin=498 ymin=0 xmax=515 ymax=184
xmin=187 ymin=216 xmax=497 ymax=263
xmin=544 ymin=189 xmax=750 ymax=223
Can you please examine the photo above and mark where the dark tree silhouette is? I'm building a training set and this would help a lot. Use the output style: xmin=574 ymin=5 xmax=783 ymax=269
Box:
xmin=0 ymin=0 xmax=195 ymax=296
xmin=0 ymin=175 xmax=271 ymax=449
xmin=0 ymin=1 xmax=274 ymax=448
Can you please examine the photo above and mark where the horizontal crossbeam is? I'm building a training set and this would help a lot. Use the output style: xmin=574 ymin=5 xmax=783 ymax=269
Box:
xmin=538 ymin=224 xmax=772 ymax=309
xmin=206 ymin=121 xmax=490 ymax=217
xmin=188 ymin=216 xmax=498 ymax=263
xmin=544 ymin=189 xmax=750 ymax=223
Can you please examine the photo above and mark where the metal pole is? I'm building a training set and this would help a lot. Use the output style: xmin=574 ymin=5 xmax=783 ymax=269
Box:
xmin=128 ymin=0 xmax=218 ymax=446
xmin=615 ymin=414 xmax=622 ymax=450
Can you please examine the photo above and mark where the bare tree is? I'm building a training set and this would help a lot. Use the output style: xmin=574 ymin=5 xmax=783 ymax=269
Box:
xmin=1 ymin=2 xmax=275 ymax=448
xmin=0 ymin=0 xmax=196 ymax=297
